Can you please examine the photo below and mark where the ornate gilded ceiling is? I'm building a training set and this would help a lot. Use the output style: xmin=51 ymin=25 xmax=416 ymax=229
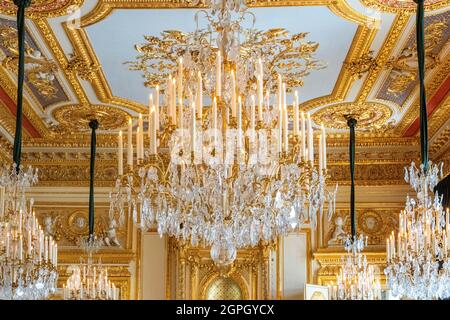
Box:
xmin=0 ymin=0 xmax=448 ymax=183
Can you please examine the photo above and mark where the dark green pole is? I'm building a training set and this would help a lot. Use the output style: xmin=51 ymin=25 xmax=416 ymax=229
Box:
xmin=347 ymin=117 xmax=357 ymax=240
xmin=414 ymin=0 xmax=428 ymax=170
xmin=88 ymin=119 xmax=99 ymax=239
xmin=12 ymin=0 xmax=31 ymax=168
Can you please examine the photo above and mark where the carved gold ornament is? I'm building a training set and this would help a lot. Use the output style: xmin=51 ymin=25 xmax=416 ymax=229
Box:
xmin=385 ymin=19 xmax=446 ymax=95
xmin=65 ymin=54 xmax=101 ymax=82
xmin=312 ymin=102 xmax=392 ymax=131
xmin=0 ymin=25 xmax=59 ymax=99
xmin=361 ymin=0 xmax=449 ymax=12
xmin=125 ymin=28 xmax=326 ymax=93
xmin=52 ymin=104 xmax=130 ymax=132
xmin=344 ymin=50 xmax=378 ymax=79
xmin=0 ymin=0 xmax=84 ymax=18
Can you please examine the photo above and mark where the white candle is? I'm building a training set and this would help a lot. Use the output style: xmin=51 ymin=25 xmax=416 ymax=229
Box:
xmin=318 ymin=134 xmax=323 ymax=173
xmin=49 ymin=238 xmax=53 ymax=263
xmin=177 ymin=57 xmax=183 ymax=102
xmin=167 ymin=75 xmax=172 ymax=119
xmin=127 ymin=118 xmax=133 ymax=168
xmin=282 ymin=84 xmax=288 ymax=153
xmin=150 ymin=108 xmax=156 ymax=155
xmin=277 ymin=74 xmax=282 ymax=117
xmin=155 ymin=85 xmax=160 ymax=131
xmin=237 ymin=96 xmax=243 ymax=155
xmin=27 ymin=230 xmax=32 ymax=257
xmin=293 ymin=91 xmax=299 ymax=136
xmin=172 ymin=78 xmax=177 ymax=125
xmin=321 ymin=124 xmax=327 ymax=170
xmin=54 ymin=244 xmax=58 ymax=267
xmin=0 ymin=186 xmax=4 ymax=217
xmin=216 ymin=51 xmax=221 ymax=97
xmin=250 ymin=95 xmax=256 ymax=130
xmin=118 ymin=131 xmax=123 ymax=176
xmin=148 ymin=94 xmax=153 ymax=138
xmin=265 ymin=91 xmax=270 ymax=119
xmin=301 ymin=112 xmax=306 ymax=161
xmin=212 ymin=97 xmax=218 ymax=151
xmin=19 ymin=235 xmax=23 ymax=261
xmin=5 ymin=232 xmax=9 ymax=258
xmin=197 ymin=71 xmax=202 ymax=119
xmin=136 ymin=127 xmax=141 ymax=160
xmin=191 ymin=102 xmax=196 ymax=153
xmin=231 ymin=70 xmax=236 ymax=118
xmin=178 ymin=98 xmax=184 ymax=128
xmin=307 ymin=113 xmax=314 ymax=163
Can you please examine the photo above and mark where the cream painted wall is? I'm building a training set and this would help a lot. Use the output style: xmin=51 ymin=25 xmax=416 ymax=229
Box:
xmin=282 ymin=233 xmax=307 ymax=300
xmin=142 ymin=233 xmax=167 ymax=300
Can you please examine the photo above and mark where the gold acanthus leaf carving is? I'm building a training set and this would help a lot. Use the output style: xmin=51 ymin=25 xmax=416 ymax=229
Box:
xmin=65 ymin=54 xmax=101 ymax=82
xmin=344 ymin=50 xmax=378 ymax=79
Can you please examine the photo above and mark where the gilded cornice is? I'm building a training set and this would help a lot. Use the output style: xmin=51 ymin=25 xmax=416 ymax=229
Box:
xmin=397 ymin=55 xmax=450 ymax=135
xmin=34 ymin=19 xmax=90 ymax=106
xmin=0 ymin=0 xmax=84 ymax=19
xmin=361 ymin=0 xmax=449 ymax=14
xmin=0 ymin=67 xmax=50 ymax=138
xmin=356 ymin=12 xmax=411 ymax=104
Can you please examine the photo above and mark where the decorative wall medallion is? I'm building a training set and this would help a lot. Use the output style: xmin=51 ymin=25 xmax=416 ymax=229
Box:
xmin=0 ymin=0 xmax=84 ymax=18
xmin=52 ymin=105 xmax=130 ymax=132
xmin=312 ymin=102 xmax=392 ymax=130
xmin=325 ymin=209 xmax=399 ymax=246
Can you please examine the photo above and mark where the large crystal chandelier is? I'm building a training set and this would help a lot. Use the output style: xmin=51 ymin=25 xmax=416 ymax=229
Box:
xmin=64 ymin=120 xmax=119 ymax=300
xmin=0 ymin=0 xmax=58 ymax=300
xmin=383 ymin=0 xmax=450 ymax=300
xmin=329 ymin=117 xmax=381 ymax=300
xmin=110 ymin=0 xmax=337 ymax=266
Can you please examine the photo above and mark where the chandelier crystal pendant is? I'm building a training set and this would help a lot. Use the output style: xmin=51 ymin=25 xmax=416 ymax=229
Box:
xmin=110 ymin=0 xmax=337 ymax=266
xmin=0 ymin=0 xmax=58 ymax=300
xmin=329 ymin=117 xmax=381 ymax=300
xmin=383 ymin=0 xmax=450 ymax=300
xmin=64 ymin=120 xmax=119 ymax=300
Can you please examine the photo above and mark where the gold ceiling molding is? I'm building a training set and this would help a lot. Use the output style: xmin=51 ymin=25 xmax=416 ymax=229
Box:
xmin=52 ymin=104 xmax=130 ymax=132
xmin=0 ymin=0 xmax=84 ymax=19
xmin=34 ymin=19 xmax=90 ymax=106
xmin=65 ymin=54 xmax=101 ymax=82
xmin=311 ymin=102 xmax=393 ymax=131
xmin=0 ymin=98 xmax=17 ymax=138
xmin=302 ymin=25 xmax=378 ymax=113
xmin=356 ymin=12 xmax=411 ymax=105
xmin=0 ymin=65 xmax=50 ymax=138
xmin=396 ymin=55 xmax=450 ymax=135
xmin=361 ymin=0 xmax=449 ymax=13
xmin=57 ymin=0 xmax=379 ymax=117
xmin=344 ymin=50 xmax=379 ymax=80
xmin=77 ymin=0 xmax=377 ymax=28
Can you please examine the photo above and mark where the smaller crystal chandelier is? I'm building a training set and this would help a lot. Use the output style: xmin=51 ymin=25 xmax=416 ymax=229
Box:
xmin=63 ymin=255 xmax=119 ymax=300
xmin=329 ymin=117 xmax=381 ymax=300
xmin=383 ymin=0 xmax=450 ymax=300
xmin=63 ymin=120 xmax=119 ymax=300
